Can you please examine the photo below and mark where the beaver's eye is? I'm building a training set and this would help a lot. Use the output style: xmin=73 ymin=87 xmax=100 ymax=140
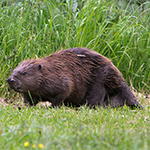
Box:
xmin=22 ymin=72 xmax=27 ymax=75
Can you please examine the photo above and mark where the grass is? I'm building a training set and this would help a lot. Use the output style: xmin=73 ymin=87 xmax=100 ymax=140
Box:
xmin=0 ymin=105 xmax=150 ymax=150
xmin=0 ymin=0 xmax=150 ymax=96
xmin=0 ymin=0 xmax=150 ymax=149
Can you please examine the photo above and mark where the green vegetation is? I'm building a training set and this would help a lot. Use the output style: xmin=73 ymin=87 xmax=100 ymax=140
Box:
xmin=0 ymin=0 xmax=150 ymax=96
xmin=0 ymin=105 xmax=150 ymax=150
xmin=0 ymin=0 xmax=150 ymax=149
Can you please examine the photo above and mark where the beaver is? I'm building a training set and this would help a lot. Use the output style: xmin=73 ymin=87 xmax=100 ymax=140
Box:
xmin=7 ymin=47 xmax=143 ymax=109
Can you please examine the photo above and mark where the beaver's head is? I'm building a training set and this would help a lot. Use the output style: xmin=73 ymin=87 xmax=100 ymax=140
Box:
xmin=7 ymin=60 xmax=43 ymax=93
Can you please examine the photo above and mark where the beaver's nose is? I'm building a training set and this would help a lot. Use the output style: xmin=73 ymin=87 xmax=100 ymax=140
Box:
xmin=7 ymin=77 xmax=15 ymax=83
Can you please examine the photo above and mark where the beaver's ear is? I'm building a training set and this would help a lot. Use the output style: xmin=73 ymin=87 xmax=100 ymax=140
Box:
xmin=38 ymin=64 xmax=42 ymax=70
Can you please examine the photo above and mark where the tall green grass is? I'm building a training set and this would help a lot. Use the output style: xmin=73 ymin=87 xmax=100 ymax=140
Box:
xmin=0 ymin=0 xmax=150 ymax=97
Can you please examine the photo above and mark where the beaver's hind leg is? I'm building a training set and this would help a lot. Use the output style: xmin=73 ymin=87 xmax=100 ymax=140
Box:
xmin=104 ymin=82 xmax=143 ymax=109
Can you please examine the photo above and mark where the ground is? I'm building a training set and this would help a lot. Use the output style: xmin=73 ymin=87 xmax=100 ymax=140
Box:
xmin=0 ymin=90 xmax=149 ymax=108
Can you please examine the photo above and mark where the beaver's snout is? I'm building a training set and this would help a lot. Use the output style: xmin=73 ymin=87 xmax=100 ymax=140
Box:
xmin=7 ymin=77 xmax=15 ymax=84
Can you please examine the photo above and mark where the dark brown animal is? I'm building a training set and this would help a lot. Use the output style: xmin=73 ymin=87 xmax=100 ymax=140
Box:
xmin=7 ymin=47 xmax=143 ymax=109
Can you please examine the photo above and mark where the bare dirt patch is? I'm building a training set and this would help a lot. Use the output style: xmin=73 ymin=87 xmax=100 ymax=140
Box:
xmin=0 ymin=97 xmax=9 ymax=107
xmin=0 ymin=96 xmax=52 ymax=109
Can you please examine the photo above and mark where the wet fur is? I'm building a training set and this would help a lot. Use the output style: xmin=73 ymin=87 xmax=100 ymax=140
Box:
xmin=7 ymin=47 xmax=143 ymax=109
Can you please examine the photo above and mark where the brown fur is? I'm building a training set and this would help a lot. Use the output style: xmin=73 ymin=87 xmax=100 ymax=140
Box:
xmin=7 ymin=47 xmax=143 ymax=109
